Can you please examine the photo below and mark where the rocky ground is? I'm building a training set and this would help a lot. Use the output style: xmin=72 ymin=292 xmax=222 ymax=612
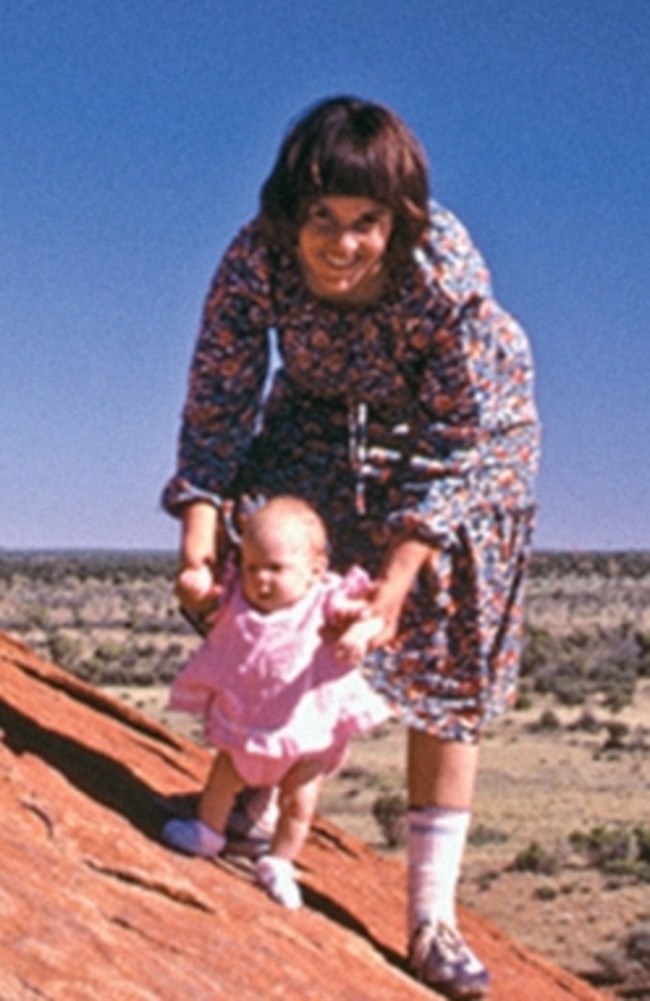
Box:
xmin=111 ymin=681 xmax=650 ymax=997
xmin=2 ymin=632 xmax=607 ymax=1001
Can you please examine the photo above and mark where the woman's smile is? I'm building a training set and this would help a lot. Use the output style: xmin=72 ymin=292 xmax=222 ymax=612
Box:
xmin=297 ymin=195 xmax=393 ymax=305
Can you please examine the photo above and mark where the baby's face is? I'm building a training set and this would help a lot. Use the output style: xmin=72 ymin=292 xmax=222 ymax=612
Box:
xmin=240 ymin=520 xmax=322 ymax=614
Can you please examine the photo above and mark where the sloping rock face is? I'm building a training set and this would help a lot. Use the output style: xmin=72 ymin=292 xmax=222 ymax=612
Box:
xmin=0 ymin=630 xmax=610 ymax=1001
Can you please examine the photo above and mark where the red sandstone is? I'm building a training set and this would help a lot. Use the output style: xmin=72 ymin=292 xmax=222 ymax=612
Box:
xmin=0 ymin=631 xmax=611 ymax=1000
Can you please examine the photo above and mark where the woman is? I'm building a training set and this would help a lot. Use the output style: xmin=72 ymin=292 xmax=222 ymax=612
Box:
xmin=162 ymin=95 xmax=539 ymax=1000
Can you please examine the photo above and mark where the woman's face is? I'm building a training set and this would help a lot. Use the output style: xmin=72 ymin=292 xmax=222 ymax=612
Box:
xmin=297 ymin=195 xmax=394 ymax=305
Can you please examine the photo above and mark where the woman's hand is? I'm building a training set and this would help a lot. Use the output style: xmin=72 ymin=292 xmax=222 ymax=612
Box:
xmin=350 ymin=537 xmax=436 ymax=650
xmin=176 ymin=501 xmax=223 ymax=627
xmin=334 ymin=609 xmax=385 ymax=661
xmin=175 ymin=564 xmax=222 ymax=615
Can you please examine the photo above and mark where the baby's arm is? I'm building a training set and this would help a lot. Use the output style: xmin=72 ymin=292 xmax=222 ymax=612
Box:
xmin=325 ymin=571 xmax=385 ymax=662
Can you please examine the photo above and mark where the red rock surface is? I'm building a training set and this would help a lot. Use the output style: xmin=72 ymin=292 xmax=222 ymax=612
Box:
xmin=0 ymin=631 xmax=612 ymax=1001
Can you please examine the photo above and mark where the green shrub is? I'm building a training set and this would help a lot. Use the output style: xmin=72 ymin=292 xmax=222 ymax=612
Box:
xmin=534 ymin=885 xmax=558 ymax=901
xmin=594 ymin=921 xmax=650 ymax=988
xmin=511 ymin=841 xmax=559 ymax=876
xmin=514 ymin=691 xmax=533 ymax=711
xmin=568 ymin=708 xmax=603 ymax=733
xmin=569 ymin=825 xmax=650 ymax=881
xmin=47 ymin=631 xmax=82 ymax=671
xmin=601 ymin=720 xmax=629 ymax=750
xmin=94 ymin=640 xmax=127 ymax=663
xmin=520 ymin=626 xmax=557 ymax=676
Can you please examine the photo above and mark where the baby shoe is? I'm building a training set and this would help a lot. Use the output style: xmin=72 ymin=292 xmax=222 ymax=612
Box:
xmin=255 ymin=855 xmax=302 ymax=911
xmin=408 ymin=920 xmax=490 ymax=999
xmin=162 ymin=818 xmax=226 ymax=858
xmin=225 ymin=787 xmax=278 ymax=859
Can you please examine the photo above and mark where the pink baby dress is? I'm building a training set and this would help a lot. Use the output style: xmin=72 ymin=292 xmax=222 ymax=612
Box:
xmin=169 ymin=566 xmax=393 ymax=786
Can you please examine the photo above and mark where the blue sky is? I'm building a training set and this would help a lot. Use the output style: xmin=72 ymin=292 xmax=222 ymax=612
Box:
xmin=2 ymin=0 xmax=648 ymax=551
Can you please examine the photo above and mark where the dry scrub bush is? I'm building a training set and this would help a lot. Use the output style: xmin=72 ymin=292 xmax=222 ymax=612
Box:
xmin=521 ymin=620 xmax=646 ymax=711
xmin=372 ymin=792 xmax=407 ymax=848
xmin=511 ymin=840 xmax=562 ymax=876
xmin=0 ymin=552 xmax=197 ymax=686
xmin=569 ymin=824 xmax=650 ymax=882
xmin=594 ymin=922 xmax=650 ymax=995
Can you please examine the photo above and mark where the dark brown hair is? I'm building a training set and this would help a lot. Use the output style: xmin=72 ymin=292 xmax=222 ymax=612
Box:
xmin=259 ymin=96 xmax=430 ymax=271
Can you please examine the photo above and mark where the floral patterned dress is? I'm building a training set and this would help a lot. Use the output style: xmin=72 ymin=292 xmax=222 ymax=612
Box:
xmin=163 ymin=202 xmax=540 ymax=742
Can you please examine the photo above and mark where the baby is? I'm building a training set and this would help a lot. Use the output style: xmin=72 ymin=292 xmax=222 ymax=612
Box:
xmin=163 ymin=495 xmax=391 ymax=909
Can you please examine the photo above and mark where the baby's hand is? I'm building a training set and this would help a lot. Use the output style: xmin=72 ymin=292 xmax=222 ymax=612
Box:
xmin=335 ymin=613 xmax=385 ymax=662
xmin=327 ymin=595 xmax=370 ymax=629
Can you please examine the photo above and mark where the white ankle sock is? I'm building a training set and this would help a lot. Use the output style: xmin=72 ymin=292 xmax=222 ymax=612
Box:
xmin=256 ymin=855 xmax=302 ymax=910
xmin=407 ymin=807 xmax=471 ymax=935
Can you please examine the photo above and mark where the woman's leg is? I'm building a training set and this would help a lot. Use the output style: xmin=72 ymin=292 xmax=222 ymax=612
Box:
xmin=407 ymin=730 xmax=478 ymax=930
xmin=406 ymin=729 xmax=490 ymax=997
xmin=408 ymin=728 xmax=479 ymax=810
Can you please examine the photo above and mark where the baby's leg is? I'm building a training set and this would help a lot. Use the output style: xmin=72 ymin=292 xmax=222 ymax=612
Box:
xmin=273 ymin=758 xmax=326 ymax=860
xmin=163 ymin=751 xmax=245 ymax=857
xmin=199 ymin=751 xmax=246 ymax=833
xmin=255 ymin=758 xmax=326 ymax=910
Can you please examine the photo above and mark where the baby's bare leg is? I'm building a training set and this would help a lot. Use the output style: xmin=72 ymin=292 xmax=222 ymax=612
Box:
xmin=254 ymin=758 xmax=327 ymax=909
xmin=162 ymin=751 xmax=245 ymax=859
xmin=199 ymin=751 xmax=247 ymax=834
xmin=272 ymin=758 xmax=327 ymax=861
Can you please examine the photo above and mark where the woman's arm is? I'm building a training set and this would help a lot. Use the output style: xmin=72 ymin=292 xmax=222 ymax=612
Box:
xmin=180 ymin=500 xmax=219 ymax=570
xmin=387 ymin=204 xmax=539 ymax=549
xmin=175 ymin=501 xmax=222 ymax=617
xmin=366 ymin=536 xmax=433 ymax=646
xmin=162 ymin=221 xmax=273 ymax=518
xmin=162 ymin=223 xmax=275 ymax=621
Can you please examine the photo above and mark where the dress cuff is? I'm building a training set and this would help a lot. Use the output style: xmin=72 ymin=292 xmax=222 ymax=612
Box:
xmin=161 ymin=478 xmax=223 ymax=518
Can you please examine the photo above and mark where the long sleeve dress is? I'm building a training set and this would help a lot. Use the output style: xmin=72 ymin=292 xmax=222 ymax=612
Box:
xmin=163 ymin=202 xmax=540 ymax=743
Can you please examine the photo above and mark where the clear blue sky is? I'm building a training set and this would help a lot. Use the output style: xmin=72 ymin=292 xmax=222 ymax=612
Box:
xmin=2 ymin=0 xmax=648 ymax=552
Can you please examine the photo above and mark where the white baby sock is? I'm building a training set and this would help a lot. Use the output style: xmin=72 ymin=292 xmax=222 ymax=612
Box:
xmin=255 ymin=855 xmax=302 ymax=910
xmin=162 ymin=817 xmax=226 ymax=858
xmin=407 ymin=806 xmax=471 ymax=935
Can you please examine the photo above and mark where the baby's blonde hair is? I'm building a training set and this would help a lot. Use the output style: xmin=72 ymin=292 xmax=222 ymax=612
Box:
xmin=243 ymin=496 xmax=328 ymax=563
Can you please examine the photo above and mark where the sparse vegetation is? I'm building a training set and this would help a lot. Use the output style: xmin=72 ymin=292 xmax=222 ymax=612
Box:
xmin=0 ymin=551 xmax=196 ymax=687
xmin=593 ymin=922 xmax=650 ymax=996
xmin=468 ymin=824 xmax=510 ymax=848
xmin=569 ymin=824 xmax=650 ymax=882
xmin=4 ymin=549 xmax=650 ymax=707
